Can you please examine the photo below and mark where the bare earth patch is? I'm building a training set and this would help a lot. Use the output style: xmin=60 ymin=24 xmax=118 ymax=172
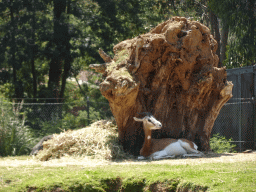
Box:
xmin=1 ymin=152 xmax=255 ymax=167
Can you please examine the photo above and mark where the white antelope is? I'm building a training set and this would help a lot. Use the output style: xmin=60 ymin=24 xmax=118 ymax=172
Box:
xmin=134 ymin=112 xmax=204 ymax=160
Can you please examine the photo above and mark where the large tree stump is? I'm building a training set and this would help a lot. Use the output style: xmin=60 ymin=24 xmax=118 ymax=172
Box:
xmin=90 ymin=17 xmax=233 ymax=156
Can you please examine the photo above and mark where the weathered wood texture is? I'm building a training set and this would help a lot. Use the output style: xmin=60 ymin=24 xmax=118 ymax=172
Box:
xmin=90 ymin=17 xmax=233 ymax=156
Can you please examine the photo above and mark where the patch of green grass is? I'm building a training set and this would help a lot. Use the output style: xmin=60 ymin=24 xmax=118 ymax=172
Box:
xmin=0 ymin=157 xmax=255 ymax=192
xmin=106 ymin=49 xmax=129 ymax=72
xmin=111 ymin=68 xmax=133 ymax=81
xmin=115 ymin=49 xmax=129 ymax=65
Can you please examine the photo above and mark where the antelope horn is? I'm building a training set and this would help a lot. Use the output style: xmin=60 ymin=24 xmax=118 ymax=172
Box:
xmin=137 ymin=112 xmax=152 ymax=116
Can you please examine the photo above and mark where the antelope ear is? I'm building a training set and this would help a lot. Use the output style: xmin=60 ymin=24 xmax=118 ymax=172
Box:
xmin=133 ymin=117 xmax=143 ymax=122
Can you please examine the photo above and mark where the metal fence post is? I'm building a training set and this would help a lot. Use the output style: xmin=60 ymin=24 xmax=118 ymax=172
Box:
xmin=252 ymin=96 xmax=255 ymax=150
xmin=253 ymin=66 xmax=256 ymax=150
xmin=87 ymin=96 xmax=90 ymax=125
xmin=238 ymin=74 xmax=242 ymax=151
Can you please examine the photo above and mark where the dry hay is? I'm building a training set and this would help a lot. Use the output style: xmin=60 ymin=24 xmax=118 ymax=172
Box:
xmin=36 ymin=120 xmax=132 ymax=161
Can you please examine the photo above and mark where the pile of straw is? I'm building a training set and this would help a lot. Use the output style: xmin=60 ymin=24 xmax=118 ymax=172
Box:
xmin=36 ymin=120 xmax=132 ymax=161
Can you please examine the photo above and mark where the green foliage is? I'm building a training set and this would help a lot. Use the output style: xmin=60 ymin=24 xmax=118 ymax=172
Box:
xmin=12 ymin=71 xmax=112 ymax=137
xmin=61 ymin=109 xmax=101 ymax=131
xmin=40 ymin=118 xmax=63 ymax=136
xmin=210 ymin=133 xmax=237 ymax=153
xmin=0 ymin=83 xmax=15 ymax=98
xmin=64 ymin=74 xmax=112 ymax=121
xmin=78 ymin=109 xmax=100 ymax=126
xmin=0 ymin=0 xmax=103 ymax=99
xmin=0 ymin=99 xmax=34 ymax=156
xmin=33 ymin=101 xmax=107 ymax=136
xmin=61 ymin=113 xmax=77 ymax=130
xmin=0 ymin=0 xmax=217 ymax=100
xmin=31 ymin=107 xmax=100 ymax=136
xmin=0 ymin=0 xmax=254 ymax=100
xmin=209 ymin=0 xmax=256 ymax=68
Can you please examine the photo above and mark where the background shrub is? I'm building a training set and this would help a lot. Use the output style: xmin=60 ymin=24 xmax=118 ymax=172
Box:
xmin=210 ymin=133 xmax=237 ymax=153
xmin=0 ymin=99 xmax=35 ymax=156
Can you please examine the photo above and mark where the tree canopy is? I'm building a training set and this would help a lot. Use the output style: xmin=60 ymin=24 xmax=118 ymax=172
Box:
xmin=209 ymin=0 xmax=256 ymax=68
xmin=0 ymin=0 xmax=255 ymax=100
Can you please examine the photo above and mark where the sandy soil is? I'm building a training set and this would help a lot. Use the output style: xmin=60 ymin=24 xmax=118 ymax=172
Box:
xmin=1 ymin=152 xmax=255 ymax=167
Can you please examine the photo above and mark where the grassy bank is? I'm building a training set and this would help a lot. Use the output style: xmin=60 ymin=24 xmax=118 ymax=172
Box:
xmin=0 ymin=156 xmax=255 ymax=192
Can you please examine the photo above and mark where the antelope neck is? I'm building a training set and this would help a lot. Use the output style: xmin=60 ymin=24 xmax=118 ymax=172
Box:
xmin=140 ymin=127 xmax=152 ymax=157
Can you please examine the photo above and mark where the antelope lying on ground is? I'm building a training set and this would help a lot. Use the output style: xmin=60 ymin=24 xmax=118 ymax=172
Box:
xmin=134 ymin=112 xmax=204 ymax=160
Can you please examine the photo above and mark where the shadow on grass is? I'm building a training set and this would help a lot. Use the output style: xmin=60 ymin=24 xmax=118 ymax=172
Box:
xmin=26 ymin=177 xmax=208 ymax=192
xmin=108 ymin=151 xmax=241 ymax=164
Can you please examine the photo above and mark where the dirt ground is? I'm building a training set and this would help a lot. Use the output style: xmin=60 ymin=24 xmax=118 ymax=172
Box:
xmin=1 ymin=152 xmax=255 ymax=167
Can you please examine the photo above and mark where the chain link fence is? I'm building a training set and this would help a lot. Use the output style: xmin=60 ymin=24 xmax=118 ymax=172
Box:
xmin=1 ymin=98 xmax=113 ymax=135
xmin=2 ymin=94 xmax=256 ymax=152
xmin=212 ymin=97 xmax=255 ymax=152
xmin=212 ymin=66 xmax=256 ymax=152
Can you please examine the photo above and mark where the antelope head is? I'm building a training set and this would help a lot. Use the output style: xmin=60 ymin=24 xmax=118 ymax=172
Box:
xmin=133 ymin=112 xmax=162 ymax=130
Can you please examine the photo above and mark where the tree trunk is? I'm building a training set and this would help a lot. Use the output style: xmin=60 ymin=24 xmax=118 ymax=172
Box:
xmin=220 ymin=19 xmax=229 ymax=65
xmin=48 ymin=0 xmax=67 ymax=101
xmin=10 ymin=2 xmax=17 ymax=97
xmin=10 ymin=1 xmax=23 ymax=99
xmin=90 ymin=17 xmax=233 ymax=156
xmin=31 ymin=57 xmax=37 ymax=98
xmin=59 ymin=0 xmax=71 ymax=100
xmin=209 ymin=11 xmax=221 ymax=67
xmin=31 ymin=4 xmax=37 ymax=100
xmin=248 ymin=0 xmax=255 ymax=64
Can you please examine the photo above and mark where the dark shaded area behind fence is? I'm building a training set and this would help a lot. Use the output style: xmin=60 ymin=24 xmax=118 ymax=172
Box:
xmin=4 ymin=98 xmax=113 ymax=135
xmin=212 ymin=66 xmax=256 ymax=152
